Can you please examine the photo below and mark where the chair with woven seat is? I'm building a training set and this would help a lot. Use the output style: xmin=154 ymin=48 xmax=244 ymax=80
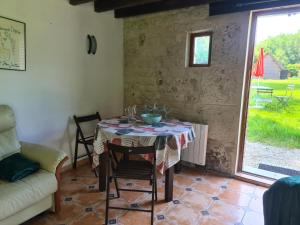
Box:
xmin=105 ymin=142 xmax=157 ymax=225
xmin=73 ymin=112 xmax=101 ymax=176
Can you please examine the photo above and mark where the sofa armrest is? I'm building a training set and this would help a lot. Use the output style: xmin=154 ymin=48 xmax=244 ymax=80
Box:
xmin=20 ymin=142 xmax=68 ymax=173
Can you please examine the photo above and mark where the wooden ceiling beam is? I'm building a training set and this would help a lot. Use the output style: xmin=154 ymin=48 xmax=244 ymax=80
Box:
xmin=69 ymin=0 xmax=93 ymax=6
xmin=209 ymin=0 xmax=300 ymax=16
xmin=114 ymin=0 xmax=223 ymax=18
xmin=95 ymin=0 xmax=162 ymax=12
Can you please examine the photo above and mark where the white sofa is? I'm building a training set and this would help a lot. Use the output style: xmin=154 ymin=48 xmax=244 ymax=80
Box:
xmin=0 ymin=105 xmax=67 ymax=225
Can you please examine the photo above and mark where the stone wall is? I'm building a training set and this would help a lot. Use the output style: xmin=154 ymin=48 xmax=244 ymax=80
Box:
xmin=124 ymin=5 xmax=250 ymax=174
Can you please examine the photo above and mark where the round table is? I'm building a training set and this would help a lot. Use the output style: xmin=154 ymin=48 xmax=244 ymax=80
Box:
xmin=93 ymin=118 xmax=195 ymax=174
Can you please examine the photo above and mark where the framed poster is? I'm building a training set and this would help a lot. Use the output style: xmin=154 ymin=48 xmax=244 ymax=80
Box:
xmin=0 ymin=16 xmax=26 ymax=71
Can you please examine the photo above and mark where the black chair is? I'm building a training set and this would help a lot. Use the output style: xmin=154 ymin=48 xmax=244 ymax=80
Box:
xmin=73 ymin=112 xmax=101 ymax=176
xmin=105 ymin=142 xmax=157 ymax=225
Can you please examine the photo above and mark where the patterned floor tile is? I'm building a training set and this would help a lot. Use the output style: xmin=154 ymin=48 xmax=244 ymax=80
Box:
xmin=181 ymin=191 xmax=212 ymax=210
xmin=174 ymin=174 xmax=195 ymax=187
xmin=226 ymin=179 xmax=256 ymax=195
xmin=23 ymin=164 xmax=266 ymax=225
xmin=249 ymin=196 xmax=264 ymax=213
xmin=192 ymin=182 xmax=223 ymax=196
xmin=71 ymin=213 xmax=104 ymax=225
xmin=242 ymin=211 xmax=264 ymax=225
xmin=209 ymin=201 xmax=245 ymax=224
xmin=199 ymin=216 xmax=234 ymax=225
xmin=118 ymin=211 xmax=151 ymax=225
xmin=218 ymin=189 xmax=252 ymax=207
xmin=164 ymin=204 xmax=200 ymax=225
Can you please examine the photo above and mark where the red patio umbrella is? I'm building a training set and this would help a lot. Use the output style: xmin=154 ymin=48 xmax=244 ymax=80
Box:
xmin=252 ymin=48 xmax=264 ymax=78
xmin=252 ymin=48 xmax=265 ymax=108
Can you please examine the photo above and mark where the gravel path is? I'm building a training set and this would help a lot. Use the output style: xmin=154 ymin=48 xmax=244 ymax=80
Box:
xmin=244 ymin=141 xmax=300 ymax=171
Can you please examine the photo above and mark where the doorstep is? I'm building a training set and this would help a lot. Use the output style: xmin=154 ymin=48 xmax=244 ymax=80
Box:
xmin=235 ymin=171 xmax=274 ymax=188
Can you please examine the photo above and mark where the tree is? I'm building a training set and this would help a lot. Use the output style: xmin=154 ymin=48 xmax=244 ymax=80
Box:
xmin=286 ymin=64 xmax=300 ymax=77
xmin=254 ymin=30 xmax=300 ymax=67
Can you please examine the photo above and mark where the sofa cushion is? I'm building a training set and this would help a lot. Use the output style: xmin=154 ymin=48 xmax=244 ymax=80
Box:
xmin=0 ymin=128 xmax=21 ymax=161
xmin=0 ymin=105 xmax=16 ymax=133
xmin=0 ymin=153 xmax=40 ymax=182
xmin=0 ymin=105 xmax=21 ymax=160
xmin=0 ymin=170 xmax=57 ymax=220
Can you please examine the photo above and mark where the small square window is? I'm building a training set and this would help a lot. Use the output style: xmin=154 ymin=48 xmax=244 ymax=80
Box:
xmin=189 ymin=31 xmax=212 ymax=67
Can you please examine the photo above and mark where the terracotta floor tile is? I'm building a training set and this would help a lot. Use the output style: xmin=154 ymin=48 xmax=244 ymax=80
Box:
xmin=174 ymin=174 xmax=195 ymax=187
xmin=210 ymin=201 xmax=245 ymax=224
xmin=153 ymin=199 xmax=172 ymax=213
xmin=226 ymin=179 xmax=256 ymax=195
xmin=118 ymin=211 xmax=151 ymax=225
xmin=64 ymin=165 xmax=95 ymax=177
xmin=192 ymin=182 xmax=223 ymax=196
xmin=138 ymin=197 xmax=171 ymax=214
xmin=156 ymin=185 xmax=165 ymax=196
xmin=76 ymin=176 xmax=98 ymax=186
xmin=199 ymin=216 xmax=233 ymax=225
xmin=61 ymin=182 xmax=88 ymax=196
xmin=254 ymin=186 xmax=267 ymax=198
xmin=249 ymin=196 xmax=264 ymax=214
xmin=242 ymin=211 xmax=264 ymax=225
xmin=181 ymin=191 xmax=212 ymax=210
xmin=24 ymin=165 xmax=267 ymax=225
xmin=218 ymin=189 xmax=252 ymax=207
xmin=46 ymin=203 xmax=84 ymax=224
xmin=71 ymin=213 xmax=104 ymax=225
xmin=201 ymin=175 xmax=229 ymax=186
xmin=75 ymin=192 xmax=105 ymax=205
xmin=118 ymin=189 xmax=146 ymax=202
xmin=155 ymin=219 xmax=175 ymax=225
xmin=173 ymin=185 xmax=185 ymax=199
xmin=94 ymin=200 xmax=126 ymax=221
xmin=165 ymin=204 xmax=200 ymax=225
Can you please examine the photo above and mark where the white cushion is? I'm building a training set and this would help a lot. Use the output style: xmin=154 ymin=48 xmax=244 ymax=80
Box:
xmin=0 ymin=129 xmax=21 ymax=161
xmin=0 ymin=170 xmax=57 ymax=220
xmin=0 ymin=105 xmax=21 ymax=160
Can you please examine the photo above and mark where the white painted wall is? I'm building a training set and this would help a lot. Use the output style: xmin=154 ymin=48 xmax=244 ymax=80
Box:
xmin=0 ymin=0 xmax=124 ymax=164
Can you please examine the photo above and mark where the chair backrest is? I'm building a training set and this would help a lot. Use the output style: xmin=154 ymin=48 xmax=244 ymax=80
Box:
xmin=107 ymin=142 xmax=156 ymax=167
xmin=73 ymin=112 xmax=101 ymax=140
xmin=0 ymin=105 xmax=21 ymax=160
xmin=287 ymin=84 xmax=295 ymax=96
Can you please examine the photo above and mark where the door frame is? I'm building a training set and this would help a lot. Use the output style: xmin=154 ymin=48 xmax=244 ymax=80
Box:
xmin=237 ymin=6 xmax=300 ymax=175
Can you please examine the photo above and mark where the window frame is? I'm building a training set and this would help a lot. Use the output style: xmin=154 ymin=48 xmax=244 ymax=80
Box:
xmin=188 ymin=31 xmax=213 ymax=67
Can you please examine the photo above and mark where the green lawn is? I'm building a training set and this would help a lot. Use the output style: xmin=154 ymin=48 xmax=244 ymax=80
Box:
xmin=247 ymin=77 xmax=300 ymax=148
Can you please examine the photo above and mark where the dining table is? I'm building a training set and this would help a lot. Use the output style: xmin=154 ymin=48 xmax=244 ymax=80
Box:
xmin=93 ymin=117 xmax=195 ymax=202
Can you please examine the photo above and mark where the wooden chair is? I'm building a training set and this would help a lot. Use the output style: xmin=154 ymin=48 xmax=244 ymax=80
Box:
xmin=105 ymin=142 xmax=157 ymax=225
xmin=73 ymin=112 xmax=101 ymax=176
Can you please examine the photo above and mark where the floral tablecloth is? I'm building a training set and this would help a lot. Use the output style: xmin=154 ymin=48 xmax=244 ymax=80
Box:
xmin=93 ymin=118 xmax=195 ymax=174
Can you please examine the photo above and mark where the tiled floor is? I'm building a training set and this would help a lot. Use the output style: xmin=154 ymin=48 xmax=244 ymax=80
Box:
xmin=24 ymin=164 xmax=266 ymax=225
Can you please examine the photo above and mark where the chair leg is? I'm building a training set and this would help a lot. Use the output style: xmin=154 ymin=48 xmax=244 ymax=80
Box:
xmin=83 ymin=143 xmax=94 ymax=165
xmin=114 ymin=177 xmax=120 ymax=198
xmin=105 ymin=161 xmax=110 ymax=224
xmin=154 ymin=178 xmax=158 ymax=201
xmin=73 ymin=141 xmax=78 ymax=169
xmin=151 ymin=178 xmax=155 ymax=225
xmin=83 ymin=143 xmax=98 ymax=177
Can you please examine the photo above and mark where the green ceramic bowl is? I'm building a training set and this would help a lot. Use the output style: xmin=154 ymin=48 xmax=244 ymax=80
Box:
xmin=141 ymin=113 xmax=162 ymax=125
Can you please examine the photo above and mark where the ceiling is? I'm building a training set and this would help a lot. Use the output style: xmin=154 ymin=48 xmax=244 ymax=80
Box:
xmin=69 ymin=0 xmax=300 ymax=18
